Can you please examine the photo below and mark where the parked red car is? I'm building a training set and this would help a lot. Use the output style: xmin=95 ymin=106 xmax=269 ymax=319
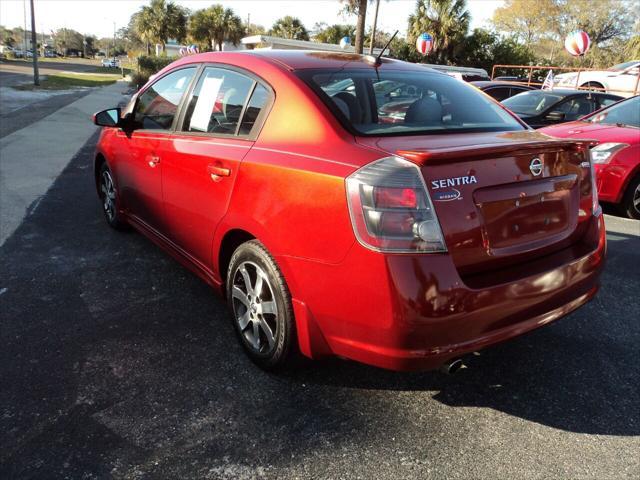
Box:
xmin=540 ymin=96 xmax=640 ymax=218
xmin=93 ymin=51 xmax=605 ymax=371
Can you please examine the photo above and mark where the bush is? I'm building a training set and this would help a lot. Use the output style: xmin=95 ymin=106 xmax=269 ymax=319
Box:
xmin=131 ymin=55 xmax=175 ymax=88
xmin=137 ymin=55 xmax=174 ymax=75
xmin=130 ymin=71 xmax=149 ymax=89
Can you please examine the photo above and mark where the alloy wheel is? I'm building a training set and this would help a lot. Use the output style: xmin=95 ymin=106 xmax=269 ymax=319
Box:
xmin=100 ymin=170 xmax=116 ymax=222
xmin=231 ymin=261 xmax=278 ymax=354
xmin=633 ymin=182 xmax=640 ymax=216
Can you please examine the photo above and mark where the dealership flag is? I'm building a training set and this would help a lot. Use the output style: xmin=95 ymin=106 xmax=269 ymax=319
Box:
xmin=542 ymin=70 xmax=554 ymax=90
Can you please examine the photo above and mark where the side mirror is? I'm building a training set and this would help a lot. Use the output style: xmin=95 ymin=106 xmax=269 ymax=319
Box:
xmin=93 ymin=108 xmax=121 ymax=127
xmin=546 ymin=110 xmax=565 ymax=122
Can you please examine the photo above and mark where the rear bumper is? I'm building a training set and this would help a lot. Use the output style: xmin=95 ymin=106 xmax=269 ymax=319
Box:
xmin=278 ymin=214 xmax=606 ymax=371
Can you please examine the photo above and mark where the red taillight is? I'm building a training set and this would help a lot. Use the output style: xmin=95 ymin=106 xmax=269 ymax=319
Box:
xmin=346 ymin=156 xmax=447 ymax=253
xmin=373 ymin=187 xmax=418 ymax=209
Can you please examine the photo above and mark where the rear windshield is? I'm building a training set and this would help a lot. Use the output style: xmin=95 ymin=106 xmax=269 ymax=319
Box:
xmin=298 ymin=68 xmax=524 ymax=136
xmin=502 ymin=91 xmax=564 ymax=116
xmin=587 ymin=96 xmax=639 ymax=128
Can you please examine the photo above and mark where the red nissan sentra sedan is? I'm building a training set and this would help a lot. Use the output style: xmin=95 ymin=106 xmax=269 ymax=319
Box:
xmin=92 ymin=51 xmax=606 ymax=372
xmin=539 ymin=95 xmax=640 ymax=219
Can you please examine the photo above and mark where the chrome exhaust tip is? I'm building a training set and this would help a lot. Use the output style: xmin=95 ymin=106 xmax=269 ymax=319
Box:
xmin=440 ymin=358 xmax=465 ymax=375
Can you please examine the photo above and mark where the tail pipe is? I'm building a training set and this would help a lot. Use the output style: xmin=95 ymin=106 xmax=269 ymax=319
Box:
xmin=440 ymin=358 xmax=465 ymax=375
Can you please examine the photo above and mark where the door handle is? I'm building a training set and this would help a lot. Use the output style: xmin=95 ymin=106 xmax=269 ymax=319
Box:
xmin=148 ymin=155 xmax=160 ymax=168
xmin=207 ymin=165 xmax=231 ymax=181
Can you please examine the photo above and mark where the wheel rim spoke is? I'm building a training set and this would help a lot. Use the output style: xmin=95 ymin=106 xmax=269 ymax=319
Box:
xmin=232 ymin=285 xmax=250 ymax=308
xmin=251 ymin=321 xmax=261 ymax=349
xmin=239 ymin=267 xmax=253 ymax=296
xmin=237 ymin=311 xmax=251 ymax=330
xmin=254 ymin=271 xmax=264 ymax=297
xmin=261 ymin=301 xmax=277 ymax=315
xmin=259 ymin=318 xmax=276 ymax=349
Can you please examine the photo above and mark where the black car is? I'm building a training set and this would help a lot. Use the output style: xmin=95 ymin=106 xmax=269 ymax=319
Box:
xmin=502 ymin=89 xmax=623 ymax=128
xmin=471 ymin=81 xmax=536 ymax=101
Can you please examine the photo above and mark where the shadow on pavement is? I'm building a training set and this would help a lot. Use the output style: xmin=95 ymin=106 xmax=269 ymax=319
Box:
xmin=1 ymin=133 xmax=638 ymax=478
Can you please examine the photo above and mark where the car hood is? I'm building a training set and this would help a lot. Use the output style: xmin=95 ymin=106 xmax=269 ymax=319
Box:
xmin=556 ymin=70 xmax=618 ymax=79
xmin=538 ymin=121 xmax=640 ymax=144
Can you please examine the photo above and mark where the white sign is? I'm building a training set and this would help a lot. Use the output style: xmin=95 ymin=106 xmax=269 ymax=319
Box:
xmin=189 ymin=75 xmax=223 ymax=132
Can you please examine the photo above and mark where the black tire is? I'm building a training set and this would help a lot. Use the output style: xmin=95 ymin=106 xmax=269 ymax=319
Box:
xmin=620 ymin=174 xmax=640 ymax=220
xmin=98 ymin=163 xmax=127 ymax=230
xmin=226 ymin=240 xmax=296 ymax=370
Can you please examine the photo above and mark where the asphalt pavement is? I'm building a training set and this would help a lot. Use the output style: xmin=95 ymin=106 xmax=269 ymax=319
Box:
xmin=0 ymin=132 xmax=639 ymax=479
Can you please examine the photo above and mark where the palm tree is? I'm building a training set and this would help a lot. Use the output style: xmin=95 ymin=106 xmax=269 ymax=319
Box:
xmin=341 ymin=0 xmax=368 ymax=54
xmin=189 ymin=5 xmax=245 ymax=51
xmin=134 ymin=0 xmax=187 ymax=54
xmin=408 ymin=0 xmax=470 ymax=63
xmin=269 ymin=16 xmax=309 ymax=41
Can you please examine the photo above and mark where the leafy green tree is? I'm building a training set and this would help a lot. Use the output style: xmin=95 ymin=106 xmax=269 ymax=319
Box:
xmin=53 ymin=28 xmax=84 ymax=55
xmin=189 ymin=5 xmax=244 ymax=51
xmin=457 ymin=28 xmax=536 ymax=73
xmin=407 ymin=0 xmax=471 ymax=64
xmin=492 ymin=0 xmax=559 ymax=45
xmin=269 ymin=16 xmax=309 ymax=41
xmin=314 ymin=24 xmax=355 ymax=44
xmin=133 ymin=0 xmax=187 ymax=54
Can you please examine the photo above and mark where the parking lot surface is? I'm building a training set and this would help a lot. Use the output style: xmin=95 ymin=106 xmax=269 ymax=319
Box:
xmin=0 ymin=134 xmax=639 ymax=479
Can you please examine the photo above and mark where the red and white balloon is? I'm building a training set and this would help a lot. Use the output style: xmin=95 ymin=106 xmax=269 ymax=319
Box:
xmin=415 ymin=33 xmax=433 ymax=56
xmin=564 ymin=31 xmax=591 ymax=57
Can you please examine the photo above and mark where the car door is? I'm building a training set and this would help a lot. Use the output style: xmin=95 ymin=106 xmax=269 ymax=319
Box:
xmin=115 ymin=66 xmax=197 ymax=232
xmin=161 ymin=66 xmax=273 ymax=268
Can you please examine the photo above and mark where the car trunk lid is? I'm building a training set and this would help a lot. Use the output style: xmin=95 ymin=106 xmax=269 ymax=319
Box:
xmin=357 ymin=131 xmax=596 ymax=276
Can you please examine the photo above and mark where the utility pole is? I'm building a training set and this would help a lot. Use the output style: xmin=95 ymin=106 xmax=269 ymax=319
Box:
xmin=23 ymin=0 xmax=27 ymax=55
xmin=29 ymin=0 xmax=39 ymax=85
xmin=368 ymin=0 xmax=381 ymax=55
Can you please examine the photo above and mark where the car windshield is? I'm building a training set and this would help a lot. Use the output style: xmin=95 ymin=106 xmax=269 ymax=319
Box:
xmin=587 ymin=96 xmax=640 ymax=128
xmin=298 ymin=68 xmax=523 ymax=136
xmin=608 ymin=61 xmax=639 ymax=71
xmin=502 ymin=91 xmax=565 ymax=116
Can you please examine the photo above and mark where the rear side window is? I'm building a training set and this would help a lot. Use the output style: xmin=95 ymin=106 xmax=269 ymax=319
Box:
xmin=182 ymin=67 xmax=253 ymax=135
xmin=239 ymin=84 xmax=270 ymax=135
xmin=299 ymin=69 xmax=523 ymax=136
xmin=485 ymin=87 xmax=511 ymax=101
xmin=134 ymin=67 xmax=196 ymax=130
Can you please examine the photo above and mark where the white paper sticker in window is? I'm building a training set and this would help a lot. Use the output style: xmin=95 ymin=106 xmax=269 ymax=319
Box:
xmin=190 ymin=75 xmax=223 ymax=132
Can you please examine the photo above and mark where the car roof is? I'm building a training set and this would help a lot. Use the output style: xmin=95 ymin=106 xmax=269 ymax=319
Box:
xmin=172 ymin=49 xmax=440 ymax=73
xmin=471 ymin=81 xmax=535 ymax=88
xmin=515 ymin=88 xmax=618 ymax=97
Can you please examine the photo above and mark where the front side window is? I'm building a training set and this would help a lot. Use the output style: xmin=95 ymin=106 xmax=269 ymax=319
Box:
xmin=299 ymin=68 xmax=523 ymax=136
xmin=134 ymin=67 xmax=196 ymax=130
xmin=587 ymin=96 xmax=640 ymax=128
xmin=556 ymin=96 xmax=596 ymax=120
xmin=182 ymin=67 xmax=254 ymax=135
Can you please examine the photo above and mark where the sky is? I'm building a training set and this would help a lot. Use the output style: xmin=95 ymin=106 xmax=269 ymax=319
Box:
xmin=0 ymin=0 xmax=505 ymax=39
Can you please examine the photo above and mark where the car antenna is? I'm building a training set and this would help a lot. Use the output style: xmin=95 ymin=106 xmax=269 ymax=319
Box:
xmin=365 ymin=30 xmax=399 ymax=67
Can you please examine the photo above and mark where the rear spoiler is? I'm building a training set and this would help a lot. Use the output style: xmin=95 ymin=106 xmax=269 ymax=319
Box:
xmin=397 ymin=138 xmax=598 ymax=165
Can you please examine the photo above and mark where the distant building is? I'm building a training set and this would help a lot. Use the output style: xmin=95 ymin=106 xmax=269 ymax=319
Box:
xmin=241 ymin=35 xmax=382 ymax=55
xmin=154 ymin=35 xmax=384 ymax=58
